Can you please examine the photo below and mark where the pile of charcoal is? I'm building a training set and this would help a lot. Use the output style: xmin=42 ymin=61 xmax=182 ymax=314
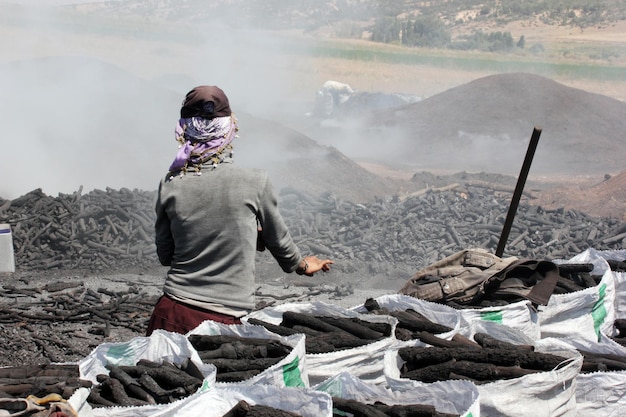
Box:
xmin=1 ymin=181 xmax=625 ymax=273
xmin=361 ymin=298 xmax=454 ymax=341
xmin=0 ymin=187 xmax=157 ymax=272
xmin=188 ymin=334 xmax=294 ymax=383
xmin=222 ymin=400 xmax=304 ymax=417
xmin=331 ymin=397 xmax=460 ymax=417
xmin=0 ymin=363 xmax=91 ymax=400
xmin=247 ymin=311 xmax=392 ymax=354
xmin=398 ymin=332 xmax=564 ymax=384
xmin=398 ymin=331 xmax=626 ymax=384
xmin=87 ymin=359 xmax=203 ymax=408
xmin=0 ymin=278 xmax=159 ymax=367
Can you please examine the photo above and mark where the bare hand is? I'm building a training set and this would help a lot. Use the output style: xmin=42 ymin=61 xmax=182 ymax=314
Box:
xmin=301 ymin=255 xmax=333 ymax=277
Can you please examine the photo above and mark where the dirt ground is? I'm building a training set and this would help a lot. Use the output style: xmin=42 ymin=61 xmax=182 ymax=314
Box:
xmin=0 ymin=261 xmax=399 ymax=368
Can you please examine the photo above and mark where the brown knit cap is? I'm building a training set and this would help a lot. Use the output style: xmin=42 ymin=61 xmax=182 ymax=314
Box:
xmin=180 ymin=85 xmax=231 ymax=119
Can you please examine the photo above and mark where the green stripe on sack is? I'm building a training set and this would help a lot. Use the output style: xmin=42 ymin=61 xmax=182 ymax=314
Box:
xmin=282 ymin=356 xmax=304 ymax=387
xmin=104 ymin=343 xmax=136 ymax=365
xmin=480 ymin=310 xmax=503 ymax=323
xmin=592 ymin=283 xmax=608 ymax=342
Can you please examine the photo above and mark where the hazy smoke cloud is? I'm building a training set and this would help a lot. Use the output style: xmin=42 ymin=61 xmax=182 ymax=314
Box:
xmin=0 ymin=3 xmax=321 ymax=199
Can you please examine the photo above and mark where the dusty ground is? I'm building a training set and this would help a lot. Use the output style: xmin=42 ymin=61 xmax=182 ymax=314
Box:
xmin=0 ymin=261 xmax=400 ymax=368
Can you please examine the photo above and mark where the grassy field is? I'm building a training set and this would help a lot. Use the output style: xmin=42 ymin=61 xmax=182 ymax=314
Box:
xmin=1 ymin=9 xmax=624 ymax=102
xmin=269 ymin=14 xmax=626 ymax=100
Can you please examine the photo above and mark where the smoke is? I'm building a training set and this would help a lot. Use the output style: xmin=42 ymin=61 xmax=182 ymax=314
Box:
xmin=0 ymin=2 xmax=323 ymax=199
xmin=1 ymin=2 xmax=620 ymax=201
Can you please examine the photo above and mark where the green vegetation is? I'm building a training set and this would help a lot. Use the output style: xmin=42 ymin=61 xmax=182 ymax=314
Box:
xmin=367 ymin=0 xmax=626 ymax=53
xmin=300 ymin=39 xmax=626 ymax=82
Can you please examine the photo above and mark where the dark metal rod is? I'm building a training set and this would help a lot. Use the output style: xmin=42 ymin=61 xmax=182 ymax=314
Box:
xmin=495 ymin=126 xmax=542 ymax=257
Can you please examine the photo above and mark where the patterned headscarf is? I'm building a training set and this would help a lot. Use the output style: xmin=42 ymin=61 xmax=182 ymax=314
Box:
xmin=168 ymin=115 xmax=238 ymax=175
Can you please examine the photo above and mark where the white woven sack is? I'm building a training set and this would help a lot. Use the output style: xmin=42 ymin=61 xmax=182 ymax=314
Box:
xmin=78 ymin=329 xmax=215 ymax=385
xmin=457 ymin=300 xmax=540 ymax=340
xmin=575 ymin=371 xmax=626 ymax=416
xmin=244 ymin=301 xmax=397 ymax=385
xmin=385 ymin=322 xmax=582 ymax=417
xmin=82 ymin=383 xmax=333 ymax=417
xmin=186 ymin=320 xmax=308 ymax=388
xmin=534 ymin=333 xmax=626 ymax=416
xmin=558 ymin=248 xmax=626 ymax=320
xmin=538 ymin=269 xmax=616 ymax=342
xmin=316 ymin=371 xmax=480 ymax=417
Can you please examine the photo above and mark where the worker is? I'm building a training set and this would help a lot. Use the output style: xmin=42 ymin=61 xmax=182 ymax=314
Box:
xmin=146 ymin=85 xmax=333 ymax=335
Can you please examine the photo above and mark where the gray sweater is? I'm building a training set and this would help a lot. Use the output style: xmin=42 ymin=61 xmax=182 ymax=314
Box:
xmin=155 ymin=163 xmax=302 ymax=312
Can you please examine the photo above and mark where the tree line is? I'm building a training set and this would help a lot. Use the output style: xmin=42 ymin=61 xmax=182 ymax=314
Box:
xmin=371 ymin=15 xmax=524 ymax=52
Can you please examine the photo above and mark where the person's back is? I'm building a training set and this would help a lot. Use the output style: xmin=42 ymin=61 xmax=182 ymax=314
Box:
xmin=156 ymin=163 xmax=300 ymax=312
xmin=146 ymin=85 xmax=333 ymax=335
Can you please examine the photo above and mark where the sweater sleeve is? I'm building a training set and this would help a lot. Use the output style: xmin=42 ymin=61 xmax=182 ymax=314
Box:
xmin=257 ymin=176 xmax=302 ymax=273
xmin=154 ymin=181 xmax=175 ymax=266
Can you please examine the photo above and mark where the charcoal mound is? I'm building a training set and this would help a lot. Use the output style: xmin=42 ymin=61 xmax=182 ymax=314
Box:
xmin=357 ymin=73 xmax=626 ymax=177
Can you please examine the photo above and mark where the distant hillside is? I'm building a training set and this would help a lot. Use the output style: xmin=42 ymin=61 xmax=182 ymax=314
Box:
xmin=60 ymin=0 xmax=625 ymax=32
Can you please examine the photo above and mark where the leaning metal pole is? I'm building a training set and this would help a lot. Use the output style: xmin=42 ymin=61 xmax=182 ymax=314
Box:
xmin=495 ymin=126 xmax=542 ymax=258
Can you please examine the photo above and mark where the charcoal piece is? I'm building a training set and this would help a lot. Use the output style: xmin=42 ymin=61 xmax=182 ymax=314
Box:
xmin=357 ymin=320 xmax=393 ymax=336
xmin=554 ymin=277 xmax=585 ymax=293
xmin=188 ymin=334 xmax=287 ymax=352
xmin=450 ymin=333 xmax=482 ymax=348
xmin=291 ymin=324 xmax=325 ymax=337
xmin=398 ymin=347 xmax=453 ymax=371
xmin=215 ymin=370 xmax=262 ymax=383
xmin=395 ymin=327 xmax=415 ymax=341
xmin=363 ymin=298 xmax=382 ymax=312
xmin=316 ymin=315 xmax=385 ymax=340
xmin=281 ymin=311 xmax=356 ymax=336
xmin=303 ymin=338 xmax=336 ymax=354
xmin=364 ymin=302 xmax=452 ymax=335
xmin=401 ymin=360 xmax=455 ymax=383
xmin=203 ymin=357 xmax=282 ymax=373
xmin=313 ymin=332 xmax=375 ymax=350
xmin=449 ymin=361 xmax=537 ymax=382
xmin=417 ymin=331 xmax=476 ymax=349
xmin=0 ymin=364 xmax=80 ymax=379
xmin=473 ymin=332 xmax=534 ymax=351
xmin=223 ymin=399 xmax=303 ymax=416
xmin=455 ymin=347 xmax=562 ymax=370
xmin=372 ymin=402 xmax=460 ymax=417
xmin=396 ymin=309 xmax=454 ymax=334
xmin=578 ymin=350 xmax=626 ymax=372
xmin=137 ymin=373 xmax=186 ymax=404
xmin=87 ymin=388 xmax=117 ymax=408
xmin=332 ymin=397 xmax=389 ymax=417
xmin=557 ymin=263 xmax=594 ymax=274
xmin=399 ymin=346 xmax=567 ymax=372
xmin=106 ymin=365 xmax=156 ymax=404
xmin=118 ymin=363 xmax=202 ymax=394
xmin=615 ymin=319 xmax=626 ymax=337
xmin=246 ymin=318 xmax=299 ymax=337
xmin=96 ymin=375 xmax=149 ymax=407
xmin=607 ymin=259 xmax=626 ymax=272
xmin=197 ymin=340 xmax=290 ymax=360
